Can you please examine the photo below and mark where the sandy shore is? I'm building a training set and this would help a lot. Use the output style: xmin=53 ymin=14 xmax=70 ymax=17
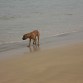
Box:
xmin=0 ymin=42 xmax=83 ymax=83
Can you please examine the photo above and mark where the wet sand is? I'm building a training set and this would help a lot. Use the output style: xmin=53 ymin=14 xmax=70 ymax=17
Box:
xmin=0 ymin=42 xmax=83 ymax=83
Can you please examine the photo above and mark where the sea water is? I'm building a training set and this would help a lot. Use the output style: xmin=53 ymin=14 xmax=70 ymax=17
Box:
xmin=0 ymin=0 xmax=83 ymax=52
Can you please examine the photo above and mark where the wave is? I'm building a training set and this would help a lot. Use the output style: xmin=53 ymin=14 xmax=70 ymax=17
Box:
xmin=42 ymin=30 xmax=79 ymax=40
xmin=0 ymin=41 xmax=27 ymax=52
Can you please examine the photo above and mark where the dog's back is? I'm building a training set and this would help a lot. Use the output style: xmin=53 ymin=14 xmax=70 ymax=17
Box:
xmin=31 ymin=30 xmax=40 ymax=37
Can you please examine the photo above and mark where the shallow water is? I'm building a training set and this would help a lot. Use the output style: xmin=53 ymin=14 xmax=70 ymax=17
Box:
xmin=0 ymin=30 xmax=83 ymax=59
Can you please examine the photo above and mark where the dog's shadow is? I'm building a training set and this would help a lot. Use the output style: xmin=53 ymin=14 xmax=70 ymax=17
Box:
xmin=28 ymin=44 xmax=40 ymax=53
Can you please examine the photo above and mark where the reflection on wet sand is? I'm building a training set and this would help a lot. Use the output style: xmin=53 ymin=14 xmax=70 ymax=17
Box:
xmin=28 ymin=44 xmax=40 ymax=52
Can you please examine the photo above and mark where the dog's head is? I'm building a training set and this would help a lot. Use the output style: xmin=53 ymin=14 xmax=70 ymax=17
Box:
xmin=22 ymin=34 xmax=28 ymax=40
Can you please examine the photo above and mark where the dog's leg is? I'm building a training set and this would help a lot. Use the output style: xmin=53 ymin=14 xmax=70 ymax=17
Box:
xmin=33 ymin=38 xmax=36 ymax=45
xmin=28 ymin=38 xmax=31 ymax=47
xmin=33 ymin=41 xmax=35 ymax=45
xmin=37 ymin=35 xmax=40 ymax=45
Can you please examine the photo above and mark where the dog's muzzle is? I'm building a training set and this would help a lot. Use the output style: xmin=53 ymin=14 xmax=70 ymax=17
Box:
xmin=22 ymin=37 xmax=25 ymax=40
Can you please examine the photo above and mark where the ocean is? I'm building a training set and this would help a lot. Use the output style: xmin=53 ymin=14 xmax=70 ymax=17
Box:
xmin=0 ymin=0 xmax=83 ymax=53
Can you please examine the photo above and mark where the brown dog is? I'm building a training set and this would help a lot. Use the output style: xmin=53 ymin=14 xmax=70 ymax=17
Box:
xmin=22 ymin=30 xmax=40 ymax=47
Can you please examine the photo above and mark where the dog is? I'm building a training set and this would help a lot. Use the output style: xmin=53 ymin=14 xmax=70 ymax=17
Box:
xmin=22 ymin=30 xmax=40 ymax=47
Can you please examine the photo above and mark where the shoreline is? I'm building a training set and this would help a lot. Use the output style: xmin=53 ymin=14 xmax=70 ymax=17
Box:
xmin=0 ymin=30 xmax=83 ymax=59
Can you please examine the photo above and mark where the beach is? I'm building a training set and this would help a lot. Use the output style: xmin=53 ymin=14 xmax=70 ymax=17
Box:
xmin=0 ymin=0 xmax=83 ymax=82
xmin=0 ymin=42 xmax=83 ymax=83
